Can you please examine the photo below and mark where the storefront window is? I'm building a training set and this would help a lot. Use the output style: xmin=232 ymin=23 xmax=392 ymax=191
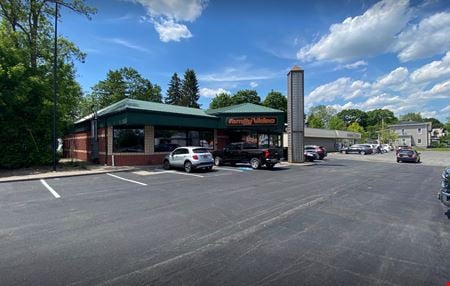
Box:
xmin=154 ymin=127 xmax=214 ymax=152
xmin=113 ymin=126 xmax=144 ymax=153
xmin=229 ymin=131 xmax=281 ymax=148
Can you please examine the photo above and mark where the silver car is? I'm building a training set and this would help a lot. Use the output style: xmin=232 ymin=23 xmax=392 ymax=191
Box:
xmin=163 ymin=146 xmax=214 ymax=173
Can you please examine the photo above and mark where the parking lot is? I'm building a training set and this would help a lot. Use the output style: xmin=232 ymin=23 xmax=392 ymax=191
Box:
xmin=1 ymin=156 xmax=450 ymax=285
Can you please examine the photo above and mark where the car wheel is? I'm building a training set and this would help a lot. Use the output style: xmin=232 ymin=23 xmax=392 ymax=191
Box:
xmin=266 ymin=163 xmax=274 ymax=170
xmin=345 ymin=151 xmax=348 ymax=154
xmin=214 ymin=156 xmax=222 ymax=166
xmin=184 ymin=161 xmax=193 ymax=173
xmin=250 ymin=157 xmax=261 ymax=169
xmin=397 ymin=159 xmax=401 ymax=163
xmin=360 ymin=150 xmax=365 ymax=155
xmin=207 ymin=166 xmax=213 ymax=171
xmin=163 ymin=160 xmax=171 ymax=170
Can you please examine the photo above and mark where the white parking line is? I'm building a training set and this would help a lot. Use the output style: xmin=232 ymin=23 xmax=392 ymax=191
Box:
xmin=106 ymin=173 xmax=148 ymax=186
xmin=214 ymin=167 xmax=244 ymax=172
xmin=40 ymin=179 xmax=61 ymax=198
xmin=154 ymin=169 xmax=204 ymax=178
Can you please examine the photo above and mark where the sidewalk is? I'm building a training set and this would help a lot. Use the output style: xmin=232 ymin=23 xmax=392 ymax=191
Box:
xmin=0 ymin=163 xmax=145 ymax=183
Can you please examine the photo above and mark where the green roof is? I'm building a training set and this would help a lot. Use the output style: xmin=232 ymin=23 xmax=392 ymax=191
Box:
xmin=207 ymin=103 xmax=284 ymax=115
xmin=76 ymin=98 xmax=216 ymax=123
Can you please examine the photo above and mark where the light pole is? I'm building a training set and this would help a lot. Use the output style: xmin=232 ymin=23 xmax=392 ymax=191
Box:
xmin=52 ymin=1 xmax=58 ymax=171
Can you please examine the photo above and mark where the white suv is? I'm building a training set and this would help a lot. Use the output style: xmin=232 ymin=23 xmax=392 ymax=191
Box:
xmin=163 ymin=147 xmax=214 ymax=173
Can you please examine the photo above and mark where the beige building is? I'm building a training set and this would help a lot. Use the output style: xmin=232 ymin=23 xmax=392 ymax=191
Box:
xmin=388 ymin=121 xmax=432 ymax=147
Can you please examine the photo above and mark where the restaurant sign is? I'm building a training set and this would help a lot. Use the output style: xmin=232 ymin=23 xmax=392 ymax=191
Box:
xmin=226 ymin=117 xmax=277 ymax=126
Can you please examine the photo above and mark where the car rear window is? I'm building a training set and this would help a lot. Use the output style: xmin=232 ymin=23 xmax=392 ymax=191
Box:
xmin=192 ymin=148 xmax=209 ymax=154
xmin=399 ymin=150 xmax=414 ymax=155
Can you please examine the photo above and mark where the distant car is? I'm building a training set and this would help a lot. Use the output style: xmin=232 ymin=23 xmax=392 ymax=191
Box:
xmin=343 ymin=144 xmax=373 ymax=155
xmin=304 ymin=151 xmax=316 ymax=162
xmin=304 ymin=145 xmax=327 ymax=159
xmin=381 ymin=144 xmax=391 ymax=153
xmin=396 ymin=149 xmax=421 ymax=163
xmin=396 ymin=145 xmax=413 ymax=155
xmin=163 ymin=146 xmax=214 ymax=173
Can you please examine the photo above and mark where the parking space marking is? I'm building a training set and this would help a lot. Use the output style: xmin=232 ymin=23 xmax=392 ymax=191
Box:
xmin=214 ymin=167 xmax=244 ymax=172
xmin=106 ymin=173 xmax=148 ymax=186
xmin=154 ymin=169 xmax=204 ymax=178
xmin=40 ymin=179 xmax=61 ymax=199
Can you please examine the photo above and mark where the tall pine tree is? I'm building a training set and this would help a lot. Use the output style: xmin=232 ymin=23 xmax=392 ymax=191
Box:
xmin=165 ymin=72 xmax=182 ymax=105
xmin=181 ymin=69 xmax=200 ymax=108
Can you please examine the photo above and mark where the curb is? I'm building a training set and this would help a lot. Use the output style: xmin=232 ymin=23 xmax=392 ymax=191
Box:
xmin=0 ymin=167 xmax=138 ymax=183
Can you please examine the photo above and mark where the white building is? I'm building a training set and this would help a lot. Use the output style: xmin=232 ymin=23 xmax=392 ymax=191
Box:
xmin=388 ymin=121 xmax=432 ymax=147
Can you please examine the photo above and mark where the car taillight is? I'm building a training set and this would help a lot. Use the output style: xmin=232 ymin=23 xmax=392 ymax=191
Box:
xmin=192 ymin=155 xmax=199 ymax=160
xmin=412 ymin=154 xmax=416 ymax=158
xmin=264 ymin=150 xmax=270 ymax=158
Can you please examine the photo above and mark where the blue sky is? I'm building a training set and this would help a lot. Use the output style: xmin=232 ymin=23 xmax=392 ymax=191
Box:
xmin=60 ymin=0 xmax=450 ymax=122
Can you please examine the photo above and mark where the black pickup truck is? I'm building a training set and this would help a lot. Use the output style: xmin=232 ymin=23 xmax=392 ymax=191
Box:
xmin=212 ymin=142 xmax=282 ymax=169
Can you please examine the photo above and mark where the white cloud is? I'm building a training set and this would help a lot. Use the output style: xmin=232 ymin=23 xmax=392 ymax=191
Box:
xmin=373 ymin=67 xmax=409 ymax=89
xmin=394 ymin=12 xmax=450 ymax=62
xmin=199 ymin=65 xmax=279 ymax=82
xmin=250 ymin=81 xmax=258 ymax=88
xmin=297 ymin=0 xmax=411 ymax=62
xmin=106 ymin=38 xmax=151 ymax=53
xmin=344 ymin=60 xmax=368 ymax=70
xmin=410 ymin=51 xmax=450 ymax=83
xmin=441 ymin=105 xmax=450 ymax=113
xmin=154 ymin=19 xmax=192 ymax=42
xmin=428 ymin=80 xmax=450 ymax=97
xmin=306 ymin=77 xmax=371 ymax=108
xmin=132 ymin=0 xmax=207 ymax=42
xmin=200 ymin=87 xmax=230 ymax=98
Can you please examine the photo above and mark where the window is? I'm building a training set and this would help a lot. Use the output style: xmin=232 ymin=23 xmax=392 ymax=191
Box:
xmin=402 ymin=138 xmax=406 ymax=144
xmin=418 ymin=138 xmax=422 ymax=144
xmin=154 ymin=127 xmax=214 ymax=152
xmin=418 ymin=128 xmax=422 ymax=134
xmin=113 ymin=126 xmax=144 ymax=153
xmin=401 ymin=129 xmax=405 ymax=135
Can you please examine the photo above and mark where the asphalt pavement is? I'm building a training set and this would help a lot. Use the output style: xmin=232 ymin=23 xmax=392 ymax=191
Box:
xmin=0 ymin=158 xmax=449 ymax=285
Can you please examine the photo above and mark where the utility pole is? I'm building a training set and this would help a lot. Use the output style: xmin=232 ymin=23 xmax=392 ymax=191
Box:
xmin=52 ymin=1 xmax=58 ymax=171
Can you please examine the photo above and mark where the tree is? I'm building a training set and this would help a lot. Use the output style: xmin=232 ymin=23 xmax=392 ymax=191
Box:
xmin=262 ymin=90 xmax=287 ymax=112
xmin=231 ymin=89 xmax=261 ymax=105
xmin=347 ymin=122 xmax=367 ymax=141
xmin=209 ymin=93 xmax=233 ymax=109
xmin=308 ymin=105 xmax=337 ymax=129
xmin=0 ymin=0 xmax=96 ymax=71
xmin=0 ymin=1 xmax=94 ymax=168
xmin=423 ymin=117 xmax=443 ymax=129
xmin=328 ymin=116 xmax=346 ymax=130
xmin=366 ymin=109 xmax=397 ymax=127
xmin=89 ymin=67 xmax=162 ymax=110
xmin=164 ymin=72 xmax=182 ymax=105
xmin=337 ymin=109 xmax=368 ymax=128
xmin=181 ymin=68 xmax=200 ymax=108
xmin=307 ymin=114 xmax=324 ymax=128
xmin=400 ymin=112 xmax=423 ymax=122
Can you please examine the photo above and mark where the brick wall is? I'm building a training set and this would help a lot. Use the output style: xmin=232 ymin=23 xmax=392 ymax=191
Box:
xmin=108 ymin=153 xmax=166 ymax=166
xmin=63 ymin=131 xmax=91 ymax=161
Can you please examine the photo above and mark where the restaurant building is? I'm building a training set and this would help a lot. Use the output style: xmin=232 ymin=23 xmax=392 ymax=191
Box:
xmin=63 ymin=98 xmax=285 ymax=166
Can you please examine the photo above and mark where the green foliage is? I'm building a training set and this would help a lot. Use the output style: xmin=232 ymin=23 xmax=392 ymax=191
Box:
xmin=307 ymin=114 xmax=324 ymax=129
xmin=423 ymin=117 xmax=443 ymax=129
xmin=88 ymin=67 xmax=162 ymax=111
xmin=337 ymin=109 xmax=368 ymax=128
xmin=231 ymin=89 xmax=261 ymax=105
xmin=328 ymin=115 xmax=346 ymax=130
xmin=400 ymin=112 xmax=423 ymax=122
xmin=262 ymin=90 xmax=287 ymax=112
xmin=181 ymin=69 xmax=200 ymax=108
xmin=308 ymin=105 xmax=337 ymax=129
xmin=164 ymin=72 xmax=182 ymax=105
xmin=366 ymin=109 xmax=397 ymax=128
xmin=347 ymin=122 xmax=365 ymax=133
xmin=0 ymin=1 xmax=95 ymax=168
xmin=209 ymin=92 xmax=233 ymax=109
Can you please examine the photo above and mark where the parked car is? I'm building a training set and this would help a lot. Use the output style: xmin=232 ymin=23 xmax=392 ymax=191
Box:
xmin=304 ymin=145 xmax=327 ymax=159
xmin=304 ymin=151 xmax=316 ymax=162
xmin=396 ymin=145 xmax=413 ymax=155
xmin=212 ymin=142 xmax=282 ymax=169
xmin=163 ymin=146 xmax=214 ymax=173
xmin=381 ymin=144 xmax=391 ymax=153
xmin=343 ymin=144 xmax=373 ymax=155
xmin=396 ymin=149 xmax=421 ymax=163
xmin=304 ymin=149 xmax=320 ymax=160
